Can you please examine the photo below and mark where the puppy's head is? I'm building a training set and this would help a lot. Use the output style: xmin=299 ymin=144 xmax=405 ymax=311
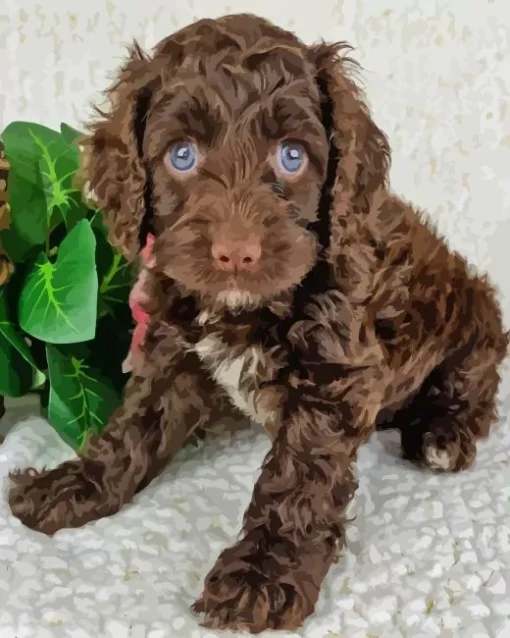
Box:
xmin=83 ymin=13 xmax=390 ymax=311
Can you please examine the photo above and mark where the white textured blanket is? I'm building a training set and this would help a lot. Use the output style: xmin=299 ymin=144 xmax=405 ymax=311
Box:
xmin=1 ymin=388 xmax=509 ymax=638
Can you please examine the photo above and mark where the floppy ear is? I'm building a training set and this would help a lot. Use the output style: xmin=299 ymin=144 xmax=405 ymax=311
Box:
xmin=79 ymin=44 xmax=161 ymax=261
xmin=310 ymin=42 xmax=391 ymax=260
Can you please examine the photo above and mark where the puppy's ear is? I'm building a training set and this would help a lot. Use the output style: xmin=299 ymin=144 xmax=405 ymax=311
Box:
xmin=310 ymin=43 xmax=390 ymax=234
xmin=79 ymin=43 xmax=160 ymax=261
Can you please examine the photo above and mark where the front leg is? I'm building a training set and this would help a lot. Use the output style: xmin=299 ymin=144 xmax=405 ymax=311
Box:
xmin=194 ymin=386 xmax=380 ymax=633
xmin=9 ymin=323 xmax=225 ymax=535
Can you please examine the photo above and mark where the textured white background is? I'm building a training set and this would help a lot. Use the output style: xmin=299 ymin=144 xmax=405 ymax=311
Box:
xmin=1 ymin=1 xmax=510 ymax=637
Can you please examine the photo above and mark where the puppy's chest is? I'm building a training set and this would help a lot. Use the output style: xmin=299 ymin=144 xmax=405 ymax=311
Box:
xmin=192 ymin=323 xmax=283 ymax=430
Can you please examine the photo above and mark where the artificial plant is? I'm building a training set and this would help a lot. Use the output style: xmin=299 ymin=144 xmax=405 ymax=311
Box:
xmin=0 ymin=122 xmax=135 ymax=449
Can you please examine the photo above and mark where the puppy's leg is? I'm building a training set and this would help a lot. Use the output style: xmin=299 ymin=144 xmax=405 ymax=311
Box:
xmin=9 ymin=327 xmax=225 ymax=535
xmin=400 ymin=332 xmax=508 ymax=472
xmin=193 ymin=370 xmax=381 ymax=633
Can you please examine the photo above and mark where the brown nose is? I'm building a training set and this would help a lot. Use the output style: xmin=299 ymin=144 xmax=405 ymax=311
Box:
xmin=211 ymin=237 xmax=262 ymax=272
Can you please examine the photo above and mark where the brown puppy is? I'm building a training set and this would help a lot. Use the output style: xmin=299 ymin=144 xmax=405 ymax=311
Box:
xmin=8 ymin=13 xmax=509 ymax=633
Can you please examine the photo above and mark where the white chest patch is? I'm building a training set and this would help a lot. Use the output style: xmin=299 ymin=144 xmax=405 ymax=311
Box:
xmin=193 ymin=334 xmax=272 ymax=425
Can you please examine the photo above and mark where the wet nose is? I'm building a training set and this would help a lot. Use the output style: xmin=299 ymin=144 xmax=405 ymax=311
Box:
xmin=211 ymin=237 xmax=262 ymax=272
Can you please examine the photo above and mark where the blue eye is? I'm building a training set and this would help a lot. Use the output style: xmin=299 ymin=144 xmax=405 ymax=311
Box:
xmin=167 ymin=141 xmax=198 ymax=173
xmin=277 ymin=142 xmax=307 ymax=175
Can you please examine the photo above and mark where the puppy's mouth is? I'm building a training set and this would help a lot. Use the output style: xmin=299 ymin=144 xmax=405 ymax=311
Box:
xmin=215 ymin=285 xmax=261 ymax=311
xmin=208 ymin=273 xmax=266 ymax=309
xmin=158 ymin=223 xmax=319 ymax=309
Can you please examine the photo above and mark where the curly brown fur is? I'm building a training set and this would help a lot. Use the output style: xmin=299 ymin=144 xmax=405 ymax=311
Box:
xmin=9 ymin=13 xmax=509 ymax=633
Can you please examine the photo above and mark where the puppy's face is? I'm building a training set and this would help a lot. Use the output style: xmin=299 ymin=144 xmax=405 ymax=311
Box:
xmin=144 ymin=51 xmax=328 ymax=309
xmin=85 ymin=15 xmax=390 ymax=313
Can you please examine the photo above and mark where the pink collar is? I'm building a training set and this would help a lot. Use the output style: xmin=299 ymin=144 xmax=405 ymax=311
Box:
xmin=140 ymin=233 xmax=155 ymax=263
xmin=125 ymin=234 xmax=156 ymax=366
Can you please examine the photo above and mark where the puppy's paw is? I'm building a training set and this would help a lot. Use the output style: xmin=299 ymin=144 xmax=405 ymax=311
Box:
xmin=192 ymin=542 xmax=314 ymax=633
xmin=402 ymin=418 xmax=476 ymax=472
xmin=421 ymin=426 xmax=476 ymax=473
xmin=9 ymin=461 xmax=103 ymax=535
xmin=424 ymin=443 xmax=456 ymax=471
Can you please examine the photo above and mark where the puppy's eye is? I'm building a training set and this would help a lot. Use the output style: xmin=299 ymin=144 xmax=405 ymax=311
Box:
xmin=276 ymin=142 xmax=307 ymax=176
xmin=166 ymin=141 xmax=198 ymax=173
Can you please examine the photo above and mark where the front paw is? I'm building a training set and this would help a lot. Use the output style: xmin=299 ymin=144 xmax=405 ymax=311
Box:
xmin=9 ymin=461 xmax=102 ymax=535
xmin=192 ymin=541 xmax=316 ymax=633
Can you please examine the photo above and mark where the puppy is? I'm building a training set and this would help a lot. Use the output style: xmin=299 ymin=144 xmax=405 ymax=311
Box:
xmin=8 ymin=13 xmax=509 ymax=633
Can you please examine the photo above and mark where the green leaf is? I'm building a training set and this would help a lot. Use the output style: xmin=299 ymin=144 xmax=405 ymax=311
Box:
xmin=49 ymin=189 xmax=89 ymax=235
xmin=19 ymin=219 xmax=98 ymax=344
xmin=89 ymin=311 xmax=133 ymax=394
xmin=46 ymin=343 xmax=121 ymax=449
xmin=1 ymin=122 xmax=82 ymax=258
xmin=34 ymin=130 xmax=80 ymax=223
xmin=2 ymin=122 xmax=52 ymax=185
xmin=0 ymin=168 xmax=48 ymax=260
xmin=0 ymin=288 xmax=45 ymax=397
xmin=94 ymin=225 xmax=133 ymax=319
xmin=60 ymin=123 xmax=84 ymax=147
